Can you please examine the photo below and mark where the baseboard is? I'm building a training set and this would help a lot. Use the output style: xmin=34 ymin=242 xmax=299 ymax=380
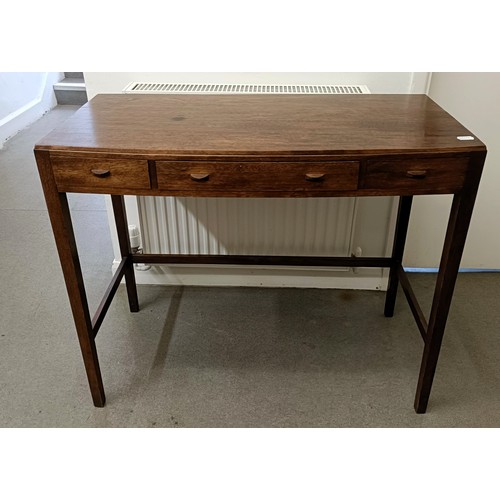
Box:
xmin=112 ymin=261 xmax=389 ymax=291
xmin=0 ymin=72 xmax=61 ymax=148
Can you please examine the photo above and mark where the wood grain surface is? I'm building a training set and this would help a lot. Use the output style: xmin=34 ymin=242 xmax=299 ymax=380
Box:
xmin=35 ymin=94 xmax=486 ymax=156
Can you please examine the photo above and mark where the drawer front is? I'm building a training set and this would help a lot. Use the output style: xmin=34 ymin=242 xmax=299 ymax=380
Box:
xmin=156 ymin=161 xmax=359 ymax=194
xmin=361 ymin=157 xmax=469 ymax=193
xmin=51 ymin=157 xmax=150 ymax=192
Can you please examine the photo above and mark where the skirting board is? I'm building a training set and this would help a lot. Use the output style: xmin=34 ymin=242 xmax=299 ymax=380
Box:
xmin=0 ymin=73 xmax=61 ymax=148
xmin=111 ymin=261 xmax=389 ymax=290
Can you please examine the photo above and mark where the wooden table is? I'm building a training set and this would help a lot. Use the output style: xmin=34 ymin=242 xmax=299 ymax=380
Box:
xmin=35 ymin=94 xmax=486 ymax=413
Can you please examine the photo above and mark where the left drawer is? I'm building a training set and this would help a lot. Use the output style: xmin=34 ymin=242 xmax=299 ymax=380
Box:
xmin=51 ymin=157 xmax=150 ymax=192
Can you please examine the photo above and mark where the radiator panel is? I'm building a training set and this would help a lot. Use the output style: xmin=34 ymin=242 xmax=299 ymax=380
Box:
xmin=137 ymin=197 xmax=357 ymax=260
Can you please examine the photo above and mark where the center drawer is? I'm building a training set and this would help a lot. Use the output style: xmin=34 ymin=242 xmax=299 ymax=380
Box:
xmin=155 ymin=161 xmax=359 ymax=194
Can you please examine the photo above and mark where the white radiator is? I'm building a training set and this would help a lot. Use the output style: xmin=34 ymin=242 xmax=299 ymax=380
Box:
xmin=138 ymin=197 xmax=357 ymax=259
xmin=117 ymin=82 xmax=390 ymax=289
xmin=122 ymin=82 xmax=371 ymax=95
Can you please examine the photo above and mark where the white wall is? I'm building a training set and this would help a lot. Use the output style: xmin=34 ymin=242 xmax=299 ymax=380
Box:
xmin=84 ymin=72 xmax=430 ymax=98
xmin=404 ymin=72 xmax=500 ymax=269
xmin=0 ymin=72 xmax=62 ymax=148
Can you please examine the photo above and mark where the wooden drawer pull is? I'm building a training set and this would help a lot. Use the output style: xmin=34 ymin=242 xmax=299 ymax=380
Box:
xmin=305 ymin=173 xmax=325 ymax=182
xmin=190 ymin=173 xmax=210 ymax=182
xmin=91 ymin=169 xmax=111 ymax=178
xmin=406 ymin=170 xmax=427 ymax=179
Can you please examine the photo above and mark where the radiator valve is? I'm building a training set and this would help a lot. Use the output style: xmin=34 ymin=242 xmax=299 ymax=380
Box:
xmin=128 ymin=225 xmax=151 ymax=271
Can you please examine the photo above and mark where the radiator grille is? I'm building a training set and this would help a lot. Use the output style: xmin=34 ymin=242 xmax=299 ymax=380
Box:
xmin=123 ymin=82 xmax=371 ymax=95
xmin=138 ymin=197 xmax=357 ymax=263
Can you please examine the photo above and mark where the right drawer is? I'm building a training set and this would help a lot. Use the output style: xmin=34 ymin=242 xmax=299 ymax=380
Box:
xmin=361 ymin=157 xmax=469 ymax=193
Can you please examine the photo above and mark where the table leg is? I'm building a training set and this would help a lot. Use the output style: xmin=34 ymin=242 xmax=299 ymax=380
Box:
xmin=111 ymin=195 xmax=139 ymax=312
xmin=384 ymin=196 xmax=413 ymax=317
xmin=36 ymin=160 xmax=106 ymax=407
xmin=414 ymin=193 xmax=473 ymax=412
xmin=414 ymin=155 xmax=484 ymax=413
xmin=35 ymin=152 xmax=105 ymax=406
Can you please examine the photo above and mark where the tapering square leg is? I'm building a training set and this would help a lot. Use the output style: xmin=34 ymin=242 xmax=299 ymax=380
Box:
xmin=414 ymin=194 xmax=474 ymax=412
xmin=111 ymin=195 xmax=139 ymax=312
xmin=384 ymin=196 xmax=413 ymax=317
xmin=36 ymin=150 xmax=105 ymax=406
xmin=415 ymin=154 xmax=485 ymax=413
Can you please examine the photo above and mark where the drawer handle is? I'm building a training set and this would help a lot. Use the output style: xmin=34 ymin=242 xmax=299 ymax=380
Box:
xmin=190 ymin=173 xmax=210 ymax=182
xmin=406 ymin=170 xmax=427 ymax=179
xmin=91 ymin=169 xmax=111 ymax=178
xmin=305 ymin=173 xmax=325 ymax=182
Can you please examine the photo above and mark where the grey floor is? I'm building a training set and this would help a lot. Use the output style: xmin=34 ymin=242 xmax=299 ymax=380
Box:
xmin=1 ymin=106 xmax=500 ymax=427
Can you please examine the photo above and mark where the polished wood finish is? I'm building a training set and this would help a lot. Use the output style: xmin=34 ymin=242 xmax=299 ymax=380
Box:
xmin=51 ymin=157 xmax=150 ymax=193
xmin=398 ymin=265 xmax=429 ymax=342
xmin=111 ymin=195 xmax=139 ymax=313
xmin=361 ymin=157 xmax=469 ymax=193
xmin=156 ymin=160 xmax=359 ymax=193
xmin=35 ymin=150 xmax=105 ymax=407
xmin=36 ymin=94 xmax=485 ymax=156
xmin=414 ymin=151 xmax=485 ymax=413
xmin=38 ymin=93 xmax=483 ymax=198
xmin=34 ymin=94 xmax=486 ymax=412
xmin=132 ymin=254 xmax=392 ymax=268
xmin=384 ymin=196 xmax=413 ymax=317
xmin=91 ymin=257 xmax=128 ymax=338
